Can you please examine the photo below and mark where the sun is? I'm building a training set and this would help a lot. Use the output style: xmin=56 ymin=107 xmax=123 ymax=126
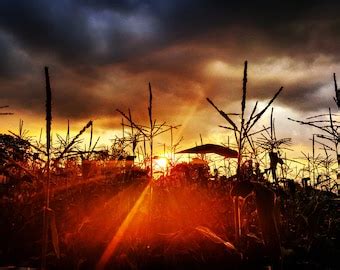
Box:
xmin=154 ymin=156 xmax=169 ymax=172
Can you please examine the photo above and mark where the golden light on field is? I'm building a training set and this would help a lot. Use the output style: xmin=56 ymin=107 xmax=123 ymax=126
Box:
xmin=96 ymin=183 xmax=151 ymax=270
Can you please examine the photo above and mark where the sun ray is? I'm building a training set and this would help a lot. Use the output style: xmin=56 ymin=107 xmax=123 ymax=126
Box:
xmin=96 ymin=181 xmax=151 ymax=270
xmin=176 ymin=94 xmax=204 ymax=140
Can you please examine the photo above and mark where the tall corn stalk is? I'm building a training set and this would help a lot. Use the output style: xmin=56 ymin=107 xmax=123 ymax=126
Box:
xmin=333 ymin=73 xmax=340 ymax=108
xmin=117 ymin=83 xmax=174 ymax=176
xmin=41 ymin=66 xmax=52 ymax=270
xmin=207 ymin=60 xmax=283 ymax=240
xmin=289 ymin=74 xmax=339 ymax=187
xmin=148 ymin=82 xmax=154 ymax=177
xmin=289 ymin=108 xmax=339 ymax=189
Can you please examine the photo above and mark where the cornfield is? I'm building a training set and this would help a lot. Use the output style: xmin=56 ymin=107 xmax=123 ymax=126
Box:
xmin=0 ymin=63 xmax=339 ymax=270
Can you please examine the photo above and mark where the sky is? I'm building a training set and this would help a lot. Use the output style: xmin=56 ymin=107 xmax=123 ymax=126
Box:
xmin=0 ymin=0 xmax=339 ymax=159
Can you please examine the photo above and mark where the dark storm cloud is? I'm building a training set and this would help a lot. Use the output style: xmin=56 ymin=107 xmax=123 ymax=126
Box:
xmin=278 ymin=83 xmax=331 ymax=112
xmin=0 ymin=0 xmax=339 ymax=121
xmin=0 ymin=31 xmax=31 ymax=78
xmin=248 ymin=79 xmax=333 ymax=112
xmin=1 ymin=0 xmax=339 ymax=65
xmin=0 ymin=1 xmax=92 ymax=63
xmin=0 ymin=0 xmax=160 ymax=66
xmin=78 ymin=0 xmax=340 ymax=58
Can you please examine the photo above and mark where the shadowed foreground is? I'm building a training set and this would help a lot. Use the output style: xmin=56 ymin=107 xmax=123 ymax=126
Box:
xmin=1 ymin=170 xmax=339 ymax=270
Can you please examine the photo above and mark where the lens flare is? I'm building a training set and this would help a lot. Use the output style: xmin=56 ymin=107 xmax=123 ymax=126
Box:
xmin=96 ymin=182 xmax=151 ymax=270
xmin=154 ymin=157 xmax=168 ymax=171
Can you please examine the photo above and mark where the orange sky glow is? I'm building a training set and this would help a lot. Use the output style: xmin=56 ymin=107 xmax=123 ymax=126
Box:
xmin=1 ymin=1 xmax=339 ymax=178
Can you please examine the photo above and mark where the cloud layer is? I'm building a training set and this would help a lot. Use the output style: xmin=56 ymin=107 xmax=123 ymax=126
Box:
xmin=0 ymin=0 xmax=339 ymax=146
